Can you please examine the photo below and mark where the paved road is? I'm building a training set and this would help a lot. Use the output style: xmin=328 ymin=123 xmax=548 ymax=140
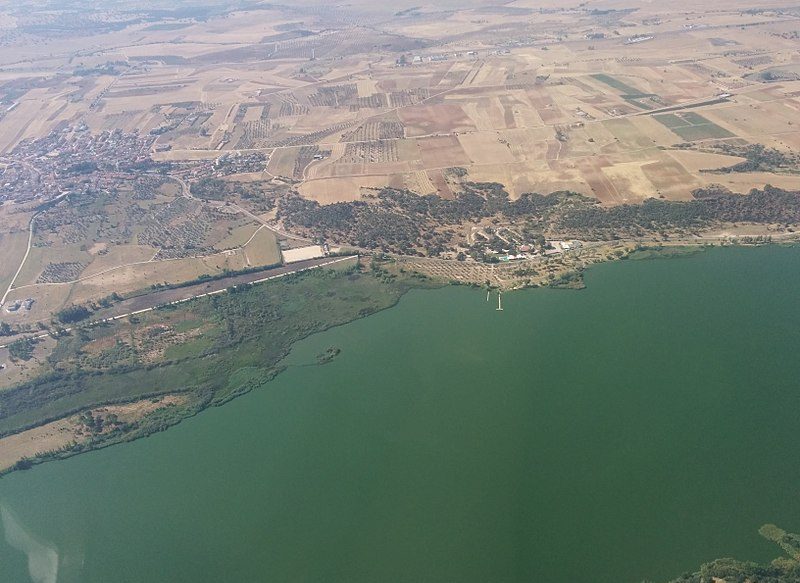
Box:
xmin=0 ymin=255 xmax=358 ymax=349
xmin=0 ymin=212 xmax=37 ymax=307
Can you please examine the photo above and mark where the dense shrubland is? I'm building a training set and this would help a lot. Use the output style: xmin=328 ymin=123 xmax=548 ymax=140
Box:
xmin=279 ymin=183 xmax=800 ymax=253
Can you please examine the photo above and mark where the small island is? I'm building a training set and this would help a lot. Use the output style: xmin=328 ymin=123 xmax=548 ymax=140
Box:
xmin=316 ymin=346 xmax=341 ymax=365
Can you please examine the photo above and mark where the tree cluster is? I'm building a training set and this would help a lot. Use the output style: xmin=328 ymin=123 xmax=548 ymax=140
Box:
xmin=704 ymin=143 xmax=799 ymax=174
xmin=279 ymin=182 xmax=800 ymax=254
xmin=56 ymin=304 xmax=92 ymax=324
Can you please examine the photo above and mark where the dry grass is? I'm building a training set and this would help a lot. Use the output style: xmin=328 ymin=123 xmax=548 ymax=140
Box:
xmin=0 ymin=395 xmax=188 ymax=472
xmin=244 ymin=227 xmax=282 ymax=266
xmin=0 ymin=230 xmax=29 ymax=294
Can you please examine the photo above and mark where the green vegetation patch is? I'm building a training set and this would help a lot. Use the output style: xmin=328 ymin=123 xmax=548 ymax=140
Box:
xmin=7 ymin=338 xmax=38 ymax=362
xmin=143 ymin=22 xmax=193 ymax=31
xmin=591 ymin=73 xmax=649 ymax=96
xmin=759 ymin=524 xmax=800 ymax=561
xmin=653 ymin=114 xmax=686 ymax=129
xmin=655 ymin=112 xmax=734 ymax=141
xmin=627 ymin=245 xmax=704 ymax=261
xmin=0 ymin=262 xmax=429 ymax=438
xmin=624 ymin=98 xmax=653 ymax=110
xmin=700 ymin=143 xmax=800 ymax=174
xmin=667 ymin=524 xmax=800 ymax=582
xmin=678 ymin=112 xmax=708 ymax=125
xmin=163 ymin=334 xmax=216 ymax=361
xmin=590 ymin=73 xmax=661 ymax=109
xmin=672 ymin=124 xmax=733 ymax=141
xmin=281 ymin=183 xmax=800 ymax=250
xmin=316 ymin=346 xmax=341 ymax=364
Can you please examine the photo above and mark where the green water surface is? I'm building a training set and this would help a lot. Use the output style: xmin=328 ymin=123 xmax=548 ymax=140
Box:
xmin=2 ymin=246 xmax=800 ymax=582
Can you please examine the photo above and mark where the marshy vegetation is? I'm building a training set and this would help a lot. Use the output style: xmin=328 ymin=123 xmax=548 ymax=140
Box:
xmin=0 ymin=261 xmax=433 ymax=473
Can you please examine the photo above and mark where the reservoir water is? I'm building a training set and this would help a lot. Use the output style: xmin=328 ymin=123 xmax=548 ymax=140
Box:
xmin=2 ymin=246 xmax=800 ymax=583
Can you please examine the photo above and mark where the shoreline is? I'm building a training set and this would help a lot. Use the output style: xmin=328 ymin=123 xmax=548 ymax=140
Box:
xmin=0 ymin=240 xmax=793 ymax=478
xmin=3 ymin=246 xmax=799 ymax=583
xmin=0 ymin=259 xmax=428 ymax=477
xmin=395 ymin=230 xmax=798 ymax=291
xmin=0 ymin=255 xmax=359 ymax=350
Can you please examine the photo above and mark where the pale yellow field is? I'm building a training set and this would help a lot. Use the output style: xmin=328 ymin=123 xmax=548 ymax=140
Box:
xmin=601 ymin=162 xmax=660 ymax=203
xmin=0 ymin=337 xmax=56 ymax=388
xmin=243 ymin=227 xmax=282 ymax=267
xmin=668 ymin=151 xmax=747 ymax=173
xmin=8 ymin=6 xmax=793 ymax=207
xmin=80 ymin=245 xmax=158 ymax=279
xmin=14 ymin=245 xmax=91 ymax=288
xmin=0 ymin=0 xmax=796 ymax=327
xmin=214 ymin=224 xmax=262 ymax=251
xmin=299 ymin=176 xmax=394 ymax=203
xmin=2 ymin=284 xmax=73 ymax=325
xmin=0 ymin=395 xmax=187 ymax=472
xmin=70 ymin=250 xmax=252 ymax=303
xmin=0 ymin=230 xmax=29 ymax=294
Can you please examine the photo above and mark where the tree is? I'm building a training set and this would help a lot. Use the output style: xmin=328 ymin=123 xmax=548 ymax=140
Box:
xmin=56 ymin=304 xmax=92 ymax=324
xmin=13 ymin=458 xmax=34 ymax=471
xmin=8 ymin=338 xmax=36 ymax=361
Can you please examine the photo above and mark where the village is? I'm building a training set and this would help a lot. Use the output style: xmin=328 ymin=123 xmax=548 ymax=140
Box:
xmin=465 ymin=224 xmax=582 ymax=263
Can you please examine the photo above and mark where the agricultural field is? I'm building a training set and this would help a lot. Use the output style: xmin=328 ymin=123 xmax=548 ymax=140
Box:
xmin=654 ymin=112 xmax=735 ymax=141
xmin=0 ymin=176 xmax=283 ymax=324
xmin=0 ymin=0 xmax=799 ymax=323
xmin=2 ymin=6 xmax=800 ymax=583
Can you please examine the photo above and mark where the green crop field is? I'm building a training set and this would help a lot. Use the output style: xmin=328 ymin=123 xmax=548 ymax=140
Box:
xmin=654 ymin=112 xmax=735 ymax=141
xmin=625 ymin=98 xmax=653 ymax=110
xmin=653 ymin=114 xmax=687 ymax=129
xmin=591 ymin=73 xmax=660 ymax=110
xmin=591 ymin=73 xmax=648 ymax=96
